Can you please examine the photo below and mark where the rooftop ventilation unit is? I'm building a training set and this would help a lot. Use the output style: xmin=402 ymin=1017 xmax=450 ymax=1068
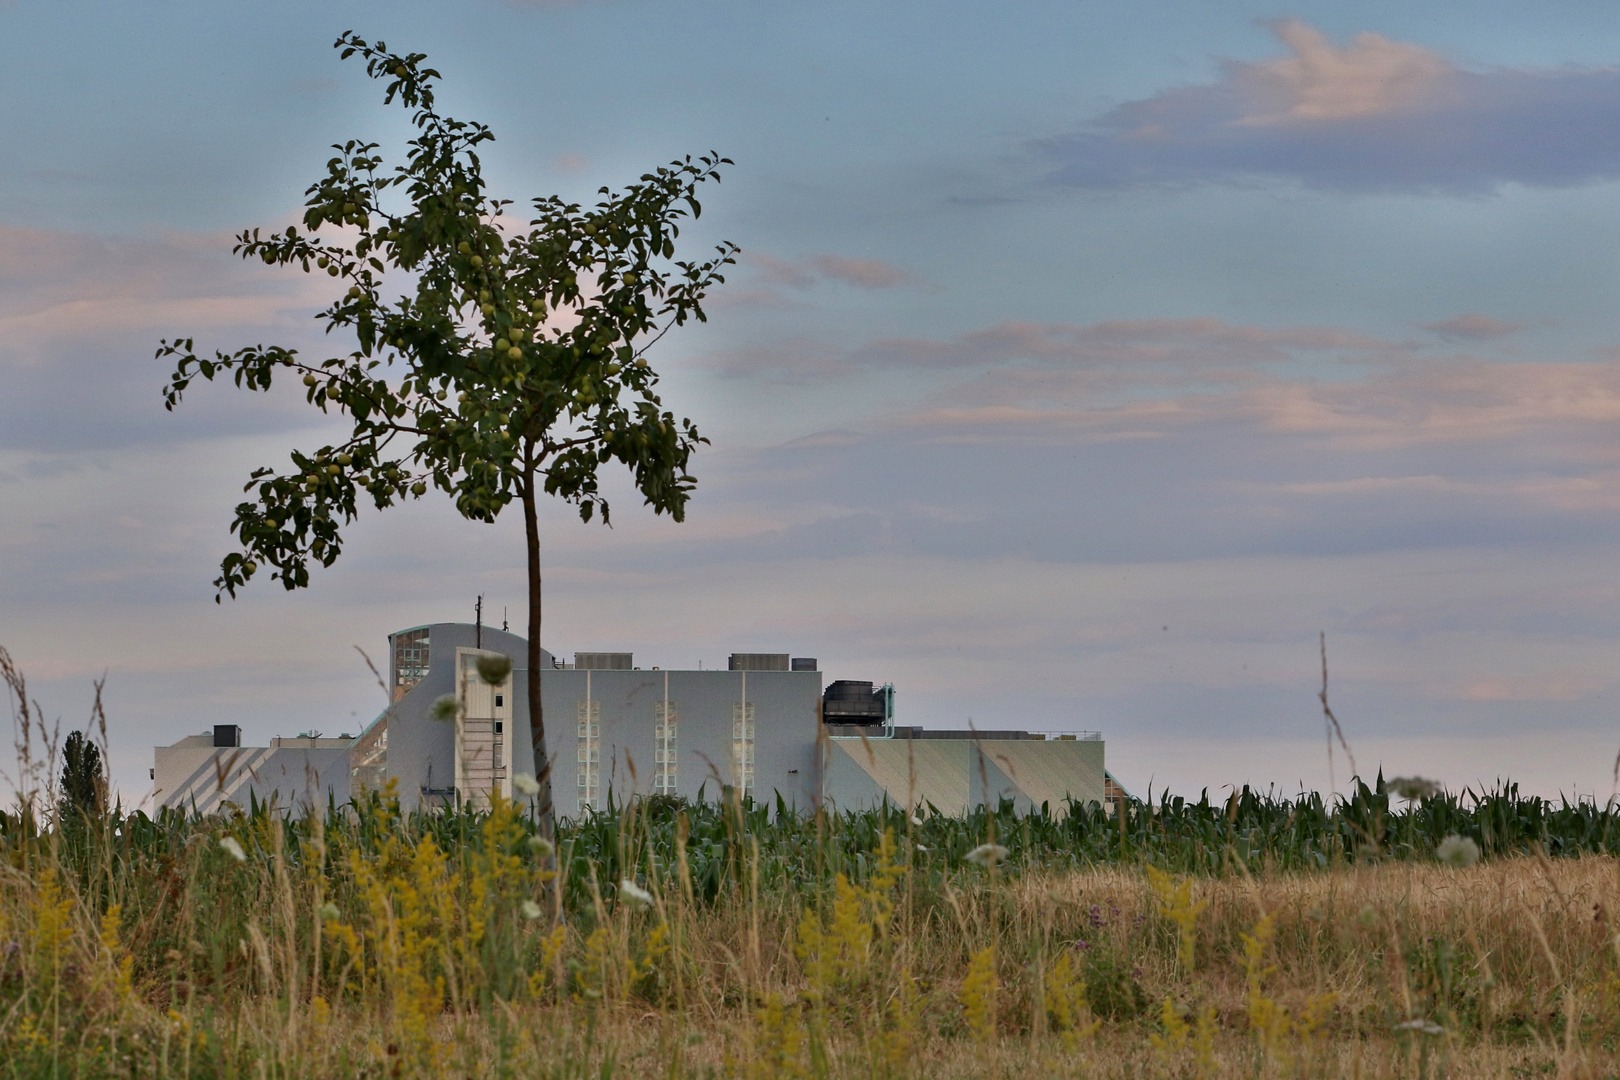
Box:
xmin=822 ymin=681 xmax=885 ymax=725
xmin=213 ymin=724 xmax=242 ymax=748
xmin=574 ymin=652 xmax=633 ymax=670
xmin=729 ymin=653 xmax=789 ymax=671
xmin=791 ymin=657 xmax=817 ymax=671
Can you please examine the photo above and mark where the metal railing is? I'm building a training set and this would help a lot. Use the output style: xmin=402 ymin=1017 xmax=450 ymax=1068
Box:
xmin=826 ymin=726 xmax=1103 ymax=742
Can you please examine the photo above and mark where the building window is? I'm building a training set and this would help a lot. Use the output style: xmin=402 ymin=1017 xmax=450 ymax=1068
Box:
xmin=731 ymin=701 xmax=755 ymax=798
xmin=576 ymin=699 xmax=601 ymax=811
xmin=391 ymin=628 xmax=430 ymax=701
xmin=654 ymin=700 xmax=678 ymax=794
xmin=494 ymin=694 xmax=503 ymax=708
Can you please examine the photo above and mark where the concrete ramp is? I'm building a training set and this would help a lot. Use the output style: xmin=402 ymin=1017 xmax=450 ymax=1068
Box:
xmin=825 ymin=738 xmax=974 ymax=815
xmin=980 ymin=739 xmax=1106 ymax=812
xmin=823 ymin=735 xmax=1105 ymax=818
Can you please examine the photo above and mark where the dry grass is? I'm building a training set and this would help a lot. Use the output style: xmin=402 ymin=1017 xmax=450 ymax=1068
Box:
xmin=5 ymin=792 xmax=1620 ymax=1079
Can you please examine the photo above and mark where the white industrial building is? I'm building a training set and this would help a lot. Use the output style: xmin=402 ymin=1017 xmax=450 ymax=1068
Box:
xmin=150 ymin=727 xmax=355 ymax=816
xmin=152 ymin=621 xmax=1117 ymax=817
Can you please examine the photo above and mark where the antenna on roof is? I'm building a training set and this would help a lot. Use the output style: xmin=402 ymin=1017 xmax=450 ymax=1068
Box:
xmin=502 ymin=606 xmax=508 ymax=632
xmin=476 ymin=594 xmax=483 ymax=649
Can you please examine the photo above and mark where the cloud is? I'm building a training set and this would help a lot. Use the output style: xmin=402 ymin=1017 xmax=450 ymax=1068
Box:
xmin=1043 ymin=19 xmax=1620 ymax=194
xmin=1422 ymin=314 xmax=1522 ymax=341
xmin=1234 ymin=20 xmax=1453 ymax=126
xmin=744 ymin=251 xmax=915 ymax=292
xmin=1244 ymin=360 xmax=1620 ymax=448
xmin=0 ymin=222 xmax=351 ymax=452
xmin=694 ymin=339 xmax=853 ymax=383
xmin=0 ymin=222 xmax=324 ymax=346
xmin=710 ymin=316 xmax=1397 ymax=383
xmin=894 ymin=355 xmax=1620 ymax=461
xmin=748 ymin=253 xmax=815 ymax=290
xmin=808 ymin=255 xmax=910 ymax=289
xmin=854 ymin=317 xmax=1390 ymax=371
xmin=704 ymin=314 xmax=1620 ymax=467
xmin=1255 ymin=472 xmax=1620 ymax=513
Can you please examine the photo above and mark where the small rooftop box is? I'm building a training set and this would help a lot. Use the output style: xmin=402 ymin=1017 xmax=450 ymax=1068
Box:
xmin=574 ymin=652 xmax=633 ymax=670
xmin=729 ymin=653 xmax=789 ymax=671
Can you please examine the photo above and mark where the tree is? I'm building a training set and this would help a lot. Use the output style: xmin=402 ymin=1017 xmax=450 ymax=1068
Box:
xmin=59 ymin=730 xmax=105 ymax=820
xmin=159 ymin=33 xmax=736 ymax=836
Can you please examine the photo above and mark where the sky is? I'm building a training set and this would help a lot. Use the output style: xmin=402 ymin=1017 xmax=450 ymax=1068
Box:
xmin=6 ymin=0 xmax=1620 ymax=806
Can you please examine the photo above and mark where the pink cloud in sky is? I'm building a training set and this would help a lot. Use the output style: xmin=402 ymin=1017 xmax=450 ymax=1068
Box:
xmin=1443 ymin=673 xmax=1607 ymax=703
xmin=747 ymin=252 xmax=816 ymax=289
xmin=1232 ymin=19 xmax=1454 ymax=126
xmin=700 ymin=315 xmax=1399 ymax=383
xmin=745 ymin=251 xmax=914 ymax=292
xmin=1045 ymin=19 xmax=1620 ymax=193
xmin=1421 ymin=313 xmax=1523 ymax=341
xmin=808 ymin=254 xmax=910 ymax=289
xmin=1248 ymin=360 xmax=1620 ymax=447
xmin=702 ymin=315 xmax=1379 ymax=382
xmin=855 ymin=317 xmax=1390 ymax=370
xmin=0 ymin=221 xmax=332 ymax=354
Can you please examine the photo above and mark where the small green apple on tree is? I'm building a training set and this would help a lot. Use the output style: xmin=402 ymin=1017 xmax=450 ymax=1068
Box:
xmin=159 ymin=32 xmax=736 ymax=837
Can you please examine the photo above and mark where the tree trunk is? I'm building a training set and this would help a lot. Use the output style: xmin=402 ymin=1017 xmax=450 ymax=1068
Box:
xmin=522 ymin=459 xmax=555 ymax=840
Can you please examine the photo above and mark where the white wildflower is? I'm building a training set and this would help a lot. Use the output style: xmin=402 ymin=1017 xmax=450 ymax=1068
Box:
xmin=520 ymin=900 xmax=543 ymax=920
xmin=512 ymin=772 xmax=541 ymax=797
xmin=964 ymin=843 xmax=1008 ymax=868
xmin=915 ymin=844 xmax=929 ymax=853
xmin=1435 ymin=834 xmax=1480 ymax=869
xmin=1394 ymin=1018 xmax=1445 ymax=1036
xmin=1389 ymin=776 xmax=1442 ymax=802
xmin=219 ymin=836 xmax=246 ymax=863
xmin=527 ymin=835 xmax=555 ymax=859
xmin=910 ymin=814 xmax=924 ymax=826
xmin=618 ymin=879 xmax=655 ymax=908
xmin=319 ymin=902 xmax=340 ymax=921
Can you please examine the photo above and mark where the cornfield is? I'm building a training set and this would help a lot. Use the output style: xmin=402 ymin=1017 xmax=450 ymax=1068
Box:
xmin=2 ymin=777 xmax=1620 ymax=1077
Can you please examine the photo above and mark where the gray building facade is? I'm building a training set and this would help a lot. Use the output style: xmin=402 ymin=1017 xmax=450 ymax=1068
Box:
xmin=364 ymin=623 xmax=821 ymax=814
xmin=153 ymin=621 xmax=1112 ymax=819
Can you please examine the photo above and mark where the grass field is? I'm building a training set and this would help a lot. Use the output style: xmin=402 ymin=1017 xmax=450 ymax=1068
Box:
xmin=4 ymin=773 xmax=1620 ymax=1079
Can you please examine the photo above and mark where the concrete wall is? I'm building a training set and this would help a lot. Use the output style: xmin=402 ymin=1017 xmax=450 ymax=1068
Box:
xmin=155 ymin=736 xmax=351 ymax=815
xmin=385 ymin=623 xmax=545 ymax=813
xmin=539 ymin=667 xmax=823 ymax=815
xmin=384 ymin=624 xmax=822 ymax=816
xmin=822 ymin=736 xmax=1106 ymax=817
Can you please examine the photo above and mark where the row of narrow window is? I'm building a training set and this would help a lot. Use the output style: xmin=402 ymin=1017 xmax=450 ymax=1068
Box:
xmin=576 ymin=701 xmax=600 ymax=809
xmin=654 ymin=701 xmax=678 ymax=795
xmin=574 ymin=700 xmax=754 ymax=811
